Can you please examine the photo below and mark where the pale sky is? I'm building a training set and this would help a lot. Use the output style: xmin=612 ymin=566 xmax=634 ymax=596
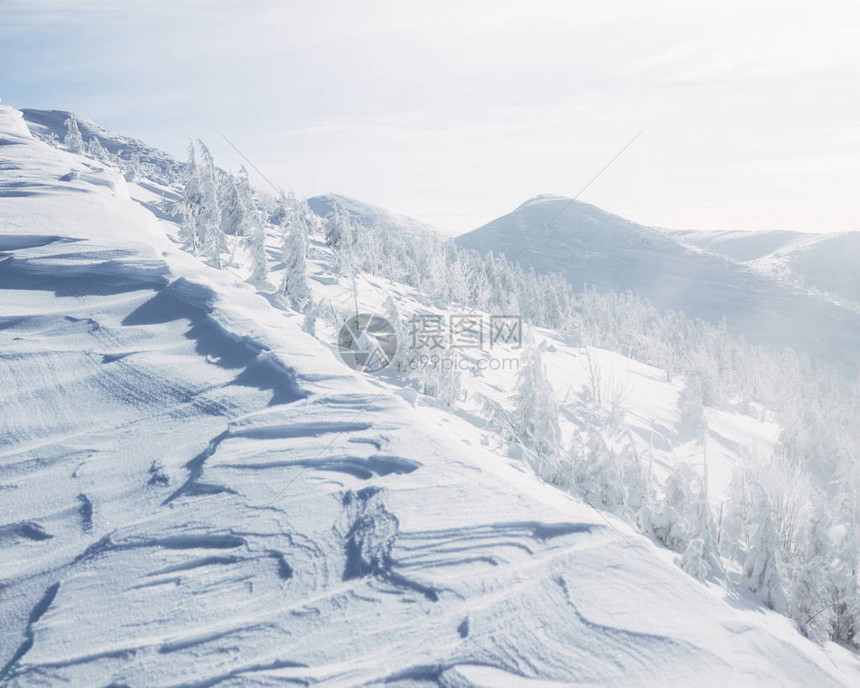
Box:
xmin=2 ymin=0 xmax=859 ymax=234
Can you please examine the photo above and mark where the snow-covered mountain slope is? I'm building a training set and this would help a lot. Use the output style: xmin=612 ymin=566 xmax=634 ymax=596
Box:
xmin=456 ymin=196 xmax=860 ymax=376
xmin=2 ymin=103 xmax=860 ymax=687
xmin=308 ymin=193 xmax=441 ymax=239
xmin=673 ymin=228 xmax=860 ymax=309
xmin=21 ymin=108 xmax=183 ymax=185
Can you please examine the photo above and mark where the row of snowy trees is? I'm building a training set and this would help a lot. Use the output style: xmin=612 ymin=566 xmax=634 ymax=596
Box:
xmin=175 ymin=141 xmax=313 ymax=316
xmin=324 ymin=208 xmax=858 ymax=488
xmin=60 ymin=114 xmax=181 ymax=184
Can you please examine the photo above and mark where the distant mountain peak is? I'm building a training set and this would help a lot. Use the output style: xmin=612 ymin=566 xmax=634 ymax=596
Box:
xmin=512 ymin=195 xmax=638 ymax=227
xmin=515 ymin=193 xmax=571 ymax=209
xmin=457 ymin=192 xmax=860 ymax=375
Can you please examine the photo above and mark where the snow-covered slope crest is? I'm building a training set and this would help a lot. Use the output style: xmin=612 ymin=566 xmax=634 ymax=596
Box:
xmin=673 ymin=228 xmax=860 ymax=309
xmin=1 ymin=102 xmax=859 ymax=687
xmin=308 ymin=192 xmax=441 ymax=239
xmin=21 ymin=108 xmax=183 ymax=185
xmin=456 ymin=195 xmax=860 ymax=377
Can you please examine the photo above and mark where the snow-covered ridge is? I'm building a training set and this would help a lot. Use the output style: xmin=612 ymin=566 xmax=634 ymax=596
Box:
xmin=673 ymin=228 xmax=860 ymax=310
xmin=21 ymin=108 xmax=183 ymax=185
xmin=456 ymin=194 xmax=860 ymax=377
xmin=2 ymin=103 xmax=859 ymax=686
xmin=308 ymin=192 xmax=442 ymax=240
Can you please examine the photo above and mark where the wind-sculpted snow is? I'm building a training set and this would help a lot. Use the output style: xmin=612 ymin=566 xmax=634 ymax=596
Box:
xmin=1 ymin=103 xmax=858 ymax=686
xmin=123 ymin=278 xmax=306 ymax=406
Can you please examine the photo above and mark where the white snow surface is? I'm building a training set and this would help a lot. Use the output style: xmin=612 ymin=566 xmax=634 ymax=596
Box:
xmin=2 ymin=103 xmax=860 ymax=687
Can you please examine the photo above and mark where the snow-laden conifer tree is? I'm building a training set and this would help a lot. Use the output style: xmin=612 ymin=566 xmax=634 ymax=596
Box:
xmin=383 ymin=296 xmax=407 ymax=374
xmin=63 ymin=115 xmax=84 ymax=153
xmin=832 ymin=516 xmax=860 ymax=645
xmin=123 ymin=152 xmax=142 ymax=181
xmin=652 ymin=505 xmax=687 ymax=552
xmin=324 ymin=208 xmax=348 ymax=251
xmin=572 ymin=429 xmax=625 ymax=513
xmin=511 ymin=344 xmax=561 ymax=464
xmin=620 ymin=438 xmax=649 ymax=514
xmin=195 ymin=141 xmax=225 ymax=268
xmin=664 ymin=463 xmax=695 ymax=516
xmin=744 ymin=484 xmax=788 ymax=612
xmin=791 ymin=555 xmax=833 ymax=643
xmin=279 ymin=195 xmax=311 ymax=312
xmin=682 ymin=436 xmax=721 ymax=579
xmin=218 ymin=173 xmax=245 ymax=236
xmin=592 ymin=433 xmax=626 ymax=512
xmin=680 ymin=538 xmax=710 ymax=581
xmin=85 ymin=136 xmax=108 ymax=161
xmin=681 ymin=481 xmax=719 ymax=580
xmin=723 ymin=469 xmax=754 ymax=558
xmin=414 ymin=356 xmax=462 ymax=406
xmin=179 ymin=142 xmax=203 ymax=253
xmin=236 ymin=167 xmax=267 ymax=282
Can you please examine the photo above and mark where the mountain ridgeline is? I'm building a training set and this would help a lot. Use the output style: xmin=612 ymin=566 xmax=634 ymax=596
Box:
xmin=456 ymin=194 xmax=860 ymax=378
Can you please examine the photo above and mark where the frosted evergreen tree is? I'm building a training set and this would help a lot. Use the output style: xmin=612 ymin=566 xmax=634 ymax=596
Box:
xmin=356 ymin=220 xmax=386 ymax=277
xmin=329 ymin=218 xmax=359 ymax=312
xmin=572 ymin=429 xmax=625 ymax=512
xmin=685 ymin=483 xmax=719 ymax=572
xmin=652 ymin=505 xmax=687 ymax=552
xmin=683 ymin=439 xmax=720 ymax=578
xmin=680 ymin=477 xmax=718 ymax=580
xmin=236 ymin=168 xmax=268 ymax=282
xmin=511 ymin=344 xmax=561 ymax=464
xmin=324 ymin=208 xmax=348 ymax=250
xmin=196 ymin=141 xmax=225 ymax=268
xmin=179 ymin=142 xmax=203 ymax=252
xmin=302 ymin=300 xmax=320 ymax=336
xmin=383 ymin=296 xmax=407 ymax=374
xmin=791 ymin=555 xmax=833 ymax=643
xmin=85 ymin=136 xmax=108 ymax=161
xmin=620 ymin=434 xmax=649 ymax=514
xmin=218 ymin=173 xmax=245 ymax=236
xmin=664 ymin=463 xmax=694 ymax=516
xmin=278 ymin=193 xmax=298 ymax=263
xmin=832 ymin=517 xmax=860 ymax=645
xmin=268 ymin=195 xmax=288 ymax=226
xmin=680 ymin=538 xmax=710 ymax=581
xmin=744 ymin=485 xmax=788 ymax=612
xmin=123 ymin=152 xmax=142 ymax=181
xmin=415 ymin=356 xmax=461 ymax=407
xmin=63 ymin=115 xmax=84 ymax=154
xmin=558 ymin=431 xmax=584 ymax=488
xmin=279 ymin=195 xmax=311 ymax=312
xmin=723 ymin=469 xmax=754 ymax=558
xmin=445 ymin=242 xmax=469 ymax=308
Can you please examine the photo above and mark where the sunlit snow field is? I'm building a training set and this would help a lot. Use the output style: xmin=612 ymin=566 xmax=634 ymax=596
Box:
xmin=2 ymin=103 xmax=859 ymax=686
